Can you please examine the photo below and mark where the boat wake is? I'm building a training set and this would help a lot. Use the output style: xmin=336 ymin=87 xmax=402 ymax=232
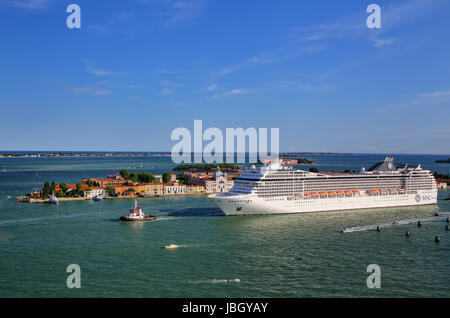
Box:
xmin=153 ymin=216 xmax=177 ymax=221
xmin=189 ymin=279 xmax=241 ymax=284
xmin=340 ymin=216 xmax=439 ymax=233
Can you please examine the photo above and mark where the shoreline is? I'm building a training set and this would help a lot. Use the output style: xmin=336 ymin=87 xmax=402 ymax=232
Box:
xmin=16 ymin=193 xmax=208 ymax=203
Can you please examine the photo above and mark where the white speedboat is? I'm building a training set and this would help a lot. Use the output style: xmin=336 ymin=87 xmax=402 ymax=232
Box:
xmin=48 ymin=196 xmax=58 ymax=205
xmin=164 ymin=244 xmax=179 ymax=249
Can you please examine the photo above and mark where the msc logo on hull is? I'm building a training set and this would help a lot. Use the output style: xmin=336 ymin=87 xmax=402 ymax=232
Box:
xmin=416 ymin=194 xmax=436 ymax=202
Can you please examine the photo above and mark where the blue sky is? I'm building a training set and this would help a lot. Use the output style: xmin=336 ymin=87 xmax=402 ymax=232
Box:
xmin=0 ymin=0 xmax=449 ymax=154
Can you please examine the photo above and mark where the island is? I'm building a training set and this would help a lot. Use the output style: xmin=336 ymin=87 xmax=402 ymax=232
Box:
xmin=435 ymin=158 xmax=450 ymax=163
xmin=172 ymin=163 xmax=241 ymax=171
xmin=17 ymin=165 xmax=242 ymax=203
xmin=0 ymin=152 xmax=171 ymax=158
xmin=281 ymin=158 xmax=316 ymax=165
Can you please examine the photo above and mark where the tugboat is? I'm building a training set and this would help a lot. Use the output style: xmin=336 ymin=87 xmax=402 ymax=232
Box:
xmin=119 ymin=200 xmax=156 ymax=222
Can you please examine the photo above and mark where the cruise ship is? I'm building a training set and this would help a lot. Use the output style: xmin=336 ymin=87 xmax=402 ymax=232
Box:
xmin=209 ymin=157 xmax=438 ymax=215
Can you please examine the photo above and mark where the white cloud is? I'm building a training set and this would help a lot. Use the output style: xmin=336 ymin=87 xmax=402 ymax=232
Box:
xmin=160 ymin=80 xmax=182 ymax=87
xmin=371 ymin=37 xmax=394 ymax=48
xmin=140 ymin=0 xmax=204 ymax=28
xmin=205 ymin=84 xmax=217 ymax=91
xmin=421 ymin=89 xmax=450 ymax=98
xmin=168 ymin=101 xmax=186 ymax=106
xmin=86 ymin=11 xmax=135 ymax=33
xmin=1 ymin=0 xmax=48 ymax=9
xmin=84 ymin=61 xmax=121 ymax=77
xmin=160 ymin=88 xmax=174 ymax=95
xmin=270 ymin=80 xmax=334 ymax=93
xmin=288 ymin=0 xmax=444 ymax=48
xmin=71 ymin=87 xmax=112 ymax=95
xmin=376 ymin=88 xmax=450 ymax=112
xmin=218 ymin=57 xmax=263 ymax=76
xmin=86 ymin=67 xmax=120 ymax=77
xmin=206 ymin=89 xmax=249 ymax=100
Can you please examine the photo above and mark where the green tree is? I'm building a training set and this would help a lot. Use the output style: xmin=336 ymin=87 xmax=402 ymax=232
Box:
xmin=176 ymin=174 xmax=190 ymax=185
xmin=162 ymin=172 xmax=171 ymax=183
xmin=120 ymin=169 xmax=131 ymax=179
xmin=43 ymin=182 xmax=51 ymax=198
xmin=60 ymin=182 xmax=69 ymax=195
xmin=76 ymin=182 xmax=83 ymax=195
xmin=138 ymin=172 xmax=151 ymax=183
xmin=309 ymin=167 xmax=319 ymax=173
xmin=106 ymin=186 xmax=115 ymax=196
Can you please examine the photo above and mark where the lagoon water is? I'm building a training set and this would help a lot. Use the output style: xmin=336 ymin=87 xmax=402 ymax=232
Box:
xmin=0 ymin=154 xmax=449 ymax=297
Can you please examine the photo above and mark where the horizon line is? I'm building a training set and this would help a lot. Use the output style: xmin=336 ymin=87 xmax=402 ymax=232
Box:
xmin=0 ymin=150 xmax=449 ymax=156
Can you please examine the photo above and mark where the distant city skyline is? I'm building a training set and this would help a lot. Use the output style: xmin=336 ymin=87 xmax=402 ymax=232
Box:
xmin=0 ymin=0 xmax=449 ymax=154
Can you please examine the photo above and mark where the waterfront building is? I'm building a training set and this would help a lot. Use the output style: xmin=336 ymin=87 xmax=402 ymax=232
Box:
xmin=436 ymin=179 xmax=449 ymax=189
xmin=154 ymin=173 xmax=176 ymax=183
xmin=55 ymin=183 xmax=89 ymax=193
xmin=84 ymin=187 xmax=107 ymax=198
xmin=185 ymin=185 xmax=206 ymax=195
xmin=163 ymin=182 xmax=186 ymax=195
xmin=113 ymin=185 xmax=136 ymax=197
xmin=113 ymin=183 xmax=163 ymax=196
xmin=144 ymin=183 xmax=164 ymax=196
xmin=189 ymin=167 xmax=234 ymax=193
xmin=281 ymin=159 xmax=298 ymax=165
xmin=82 ymin=174 xmax=124 ymax=187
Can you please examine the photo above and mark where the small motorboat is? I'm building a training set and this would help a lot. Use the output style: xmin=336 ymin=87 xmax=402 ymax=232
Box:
xmin=164 ymin=244 xmax=179 ymax=250
xmin=227 ymin=278 xmax=240 ymax=283
xmin=93 ymin=195 xmax=102 ymax=201
xmin=119 ymin=200 xmax=156 ymax=222
xmin=47 ymin=195 xmax=58 ymax=205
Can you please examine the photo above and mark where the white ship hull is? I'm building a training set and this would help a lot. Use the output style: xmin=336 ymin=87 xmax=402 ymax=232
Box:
xmin=209 ymin=190 xmax=438 ymax=216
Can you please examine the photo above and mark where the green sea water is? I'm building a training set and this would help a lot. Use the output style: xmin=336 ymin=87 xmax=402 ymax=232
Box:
xmin=0 ymin=154 xmax=449 ymax=297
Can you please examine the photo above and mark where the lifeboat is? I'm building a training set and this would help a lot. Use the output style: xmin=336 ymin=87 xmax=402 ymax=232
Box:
xmin=336 ymin=191 xmax=344 ymax=194
xmin=327 ymin=192 xmax=335 ymax=195
xmin=352 ymin=190 xmax=359 ymax=193
xmin=370 ymin=189 xmax=379 ymax=192
xmin=310 ymin=192 xmax=318 ymax=196
xmin=319 ymin=192 xmax=327 ymax=195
